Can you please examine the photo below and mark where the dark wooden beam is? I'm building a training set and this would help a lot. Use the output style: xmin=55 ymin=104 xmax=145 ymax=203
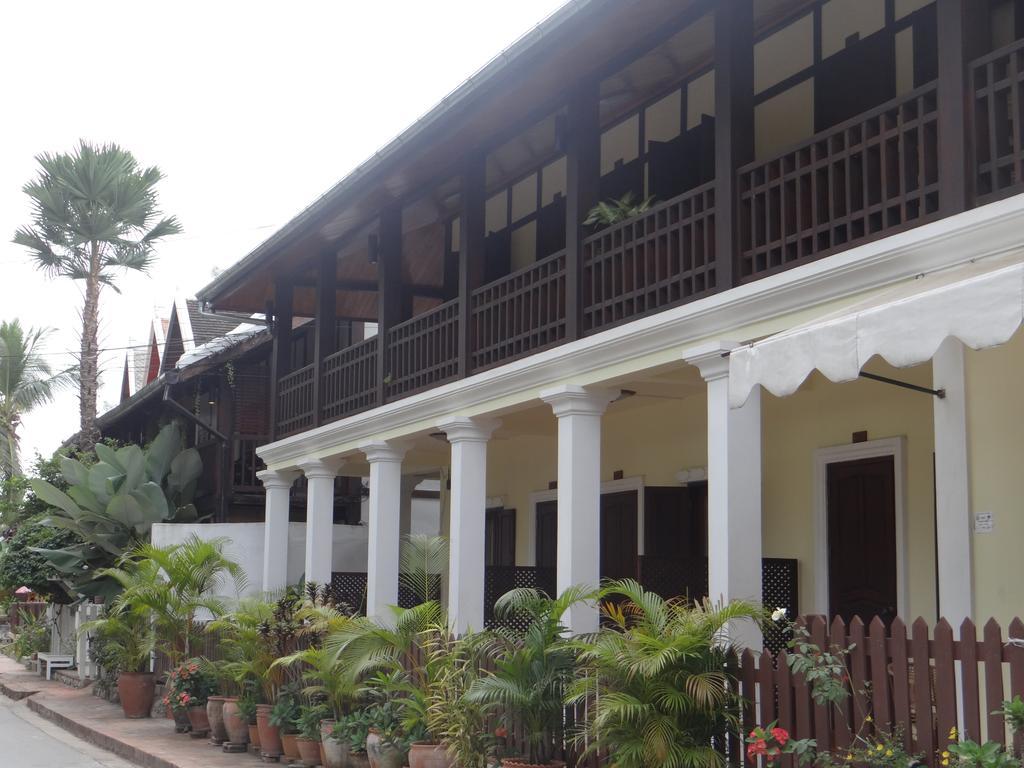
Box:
xmin=312 ymin=251 xmax=337 ymax=427
xmin=937 ymin=0 xmax=988 ymax=213
xmin=376 ymin=205 xmax=404 ymax=402
xmin=291 ymin=277 xmax=447 ymax=299
xmin=564 ymin=79 xmax=601 ymax=340
xmin=458 ymin=155 xmax=486 ymax=377
xmin=268 ymin=278 xmax=293 ymax=441
xmin=714 ymin=0 xmax=755 ymax=289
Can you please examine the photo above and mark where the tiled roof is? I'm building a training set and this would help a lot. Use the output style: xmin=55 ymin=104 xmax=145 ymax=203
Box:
xmin=185 ymin=299 xmax=240 ymax=346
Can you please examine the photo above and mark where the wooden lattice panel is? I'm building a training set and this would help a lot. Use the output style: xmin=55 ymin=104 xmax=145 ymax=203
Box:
xmin=582 ymin=182 xmax=716 ymax=335
xmin=470 ymin=250 xmax=567 ymax=372
xmin=973 ymin=39 xmax=1024 ymax=204
xmin=739 ymin=83 xmax=940 ymax=281
xmin=385 ymin=299 xmax=459 ymax=400
xmin=321 ymin=337 xmax=378 ymax=422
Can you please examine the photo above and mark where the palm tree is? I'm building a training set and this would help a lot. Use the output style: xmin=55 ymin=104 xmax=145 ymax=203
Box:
xmin=567 ymin=580 xmax=762 ymax=768
xmin=13 ymin=142 xmax=181 ymax=451
xmin=0 ymin=320 xmax=74 ymax=484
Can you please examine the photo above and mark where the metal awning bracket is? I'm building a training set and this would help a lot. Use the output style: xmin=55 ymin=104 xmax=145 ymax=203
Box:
xmin=858 ymin=371 xmax=945 ymax=399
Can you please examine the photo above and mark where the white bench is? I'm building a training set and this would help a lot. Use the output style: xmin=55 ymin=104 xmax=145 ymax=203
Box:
xmin=37 ymin=653 xmax=74 ymax=681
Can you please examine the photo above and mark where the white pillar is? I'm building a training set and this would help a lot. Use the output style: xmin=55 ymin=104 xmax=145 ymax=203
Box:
xmin=933 ymin=338 xmax=973 ymax=624
xmin=439 ymin=417 xmax=499 ymax=635
xmin=297 ymin=458 xmax=345 ymax=587
xmin=686 ymin=342 xmax=763 ymax=649
xmin=540 ymin=385 xmax=616 ymax=635
xmin=361 ymin=441 xmax=408 ymax=622
xmin=258 ymin=469 xmax=298 ymax=593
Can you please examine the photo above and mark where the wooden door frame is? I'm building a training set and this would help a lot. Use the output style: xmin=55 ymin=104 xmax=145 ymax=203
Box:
xmin=528 ymin=476 xmax=645 ymax=566
xmin=812 ymin=437 xmax=907 ymax=619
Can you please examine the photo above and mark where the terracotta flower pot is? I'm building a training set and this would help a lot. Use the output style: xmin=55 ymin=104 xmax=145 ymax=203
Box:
xmin=248 ymin=723 xmax=261 ymax=749
xmin=409 ymin=742 xmax=454 ymax=768
xmin=282 ymin=732 xmax=301 ymax=761
xmin=207 ymin=696 xmax=228 ymax=744
xmin=321 ymin=734 xmax=349 ymax=768
xmin=256 ymin=704 xmax=282 ymax=758
xmin=297 ymin=737 xmax=322 ymax=766
xmin=222 ymin=699 xmax=249 ymax=745
xmin=116 ymin=672 xmax=155 ymax=719
xmin=367 ymin=731 xmax=405 ymax=768
xmin=187 ymin=705 xmax=211 ymax=738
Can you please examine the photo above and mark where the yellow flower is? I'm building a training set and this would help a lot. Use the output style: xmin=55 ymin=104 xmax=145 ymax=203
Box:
xmin=876 ymin=744 xmax=885 ymax=752
xmin=865 ymin=715 xmax=874 ymax=723
xmin=886 ymin=750 xmax=894 ymax=757
xmin=845 ymin=755 xmax=853 ymax=762
xmin=942 ymin=760 xmax=950 ymax=766
xmin=949 ymin=727 xmax=958 ymax=740
xmin=942 ymin=751 xmax=950 ymax=759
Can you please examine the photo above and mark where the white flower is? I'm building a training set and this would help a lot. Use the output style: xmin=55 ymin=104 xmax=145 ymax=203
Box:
xmin=771 ymin=607 xmax=787 ymax=622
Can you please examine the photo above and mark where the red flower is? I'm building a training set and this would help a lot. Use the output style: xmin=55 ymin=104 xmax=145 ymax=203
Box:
xmin=494 ymin=726 xmax=508 ymax=739
xmin=771 ymin=727 xmax=789 ymax=746
xmin=747 ymin=739 xmax=768 ymax=759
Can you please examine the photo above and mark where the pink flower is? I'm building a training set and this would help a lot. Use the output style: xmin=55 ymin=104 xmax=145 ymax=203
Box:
xmin=772 ymin=727 xmax=789 ymax=746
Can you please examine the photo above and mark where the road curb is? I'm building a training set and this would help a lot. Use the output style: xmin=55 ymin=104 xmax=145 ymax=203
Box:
xmin=0 ymin=678 xmax=40 ymax=701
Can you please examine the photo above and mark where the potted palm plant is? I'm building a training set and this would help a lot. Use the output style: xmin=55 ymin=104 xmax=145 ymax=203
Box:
xmin=297 ymin=703 xmax=330 ymax=766
xmin=568 ymin=579 xmax=761 ymax=768
xmin=466 ymin=587 xmax=591 ymax=768
xmin=81 ymin=603 xmax=156 ymax=719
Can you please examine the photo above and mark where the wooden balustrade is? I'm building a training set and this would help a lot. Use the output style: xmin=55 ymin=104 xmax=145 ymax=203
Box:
xmin=275 ymin=363 xmax=316 ymax=438
xmin=973 ymin=39 xmax=1024 ymax=205
xmin=581 ymin=183 xmax=717 ymax=334
xmin=738 ymin=83 xmax=940 ymax=281
xmin=232 ymin=434 xmax=267 ymax=491
xmin=470 ymin=249 xmax=567 ymax=372
xmin=385 ymin=299 xmax=460 ymax=399
xmin=321 ymin=336 xmax=378 ymax=423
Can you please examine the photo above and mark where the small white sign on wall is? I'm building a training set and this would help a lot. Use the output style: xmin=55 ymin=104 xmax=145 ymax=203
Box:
xmin=974 ymin=511 xmax=994 ymax=534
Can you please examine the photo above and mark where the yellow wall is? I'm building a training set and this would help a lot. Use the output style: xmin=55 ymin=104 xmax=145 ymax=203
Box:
xmin=966 ymin=330 xmax=1024 ymax=626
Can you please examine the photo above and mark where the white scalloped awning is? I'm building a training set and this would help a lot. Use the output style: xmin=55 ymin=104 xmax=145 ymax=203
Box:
xmin=728 ymin=254 xmax=1024 ymax=408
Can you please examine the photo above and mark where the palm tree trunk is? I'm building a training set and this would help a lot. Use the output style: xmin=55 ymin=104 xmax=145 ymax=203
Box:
xmin=78 ymin=243 xmax=102 ymax=453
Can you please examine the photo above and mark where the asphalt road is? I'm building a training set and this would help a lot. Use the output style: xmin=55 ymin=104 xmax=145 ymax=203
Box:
xmin=0 ymin=696 xmax=136 ymax=768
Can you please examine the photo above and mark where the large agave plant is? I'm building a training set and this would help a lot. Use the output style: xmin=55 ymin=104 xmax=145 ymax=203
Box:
xmin=27 ymin=422 xmax=204 ymax=599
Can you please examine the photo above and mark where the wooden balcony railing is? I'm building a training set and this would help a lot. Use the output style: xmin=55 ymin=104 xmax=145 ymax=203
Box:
xmin=470 ymin=249 xmax=567 ymax=372
xmin=385 ymin=299 xmax=460 ymax=399
xmin=738 ymin=82 xmax=940 ymax=281
xmin=972 ymin=39 xmax=1024 ymax=205
xmin=276 ymin=363 xmax=315 ymax=438
xmin=321 ymin=336 xmax=378 ymax=423
xmin=581 ymin=183 xmax=716 ymax=334
xmin=233 ymin=434 xmax=267 ymax=491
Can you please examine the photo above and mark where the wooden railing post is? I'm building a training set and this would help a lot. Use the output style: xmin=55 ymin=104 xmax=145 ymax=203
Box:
xmin=713 ymin=0 xmax=754 ymax=288
xmin=376 ymin=204 xmax=404 ymax=405
xmin=937 ymin=0 xmax=988 ymax=213
xmin=313 ymin=251 xmax=337 ymax=427
xmin=269 ymin=278 xmax=293 ymax=442
xmin=458 ymin=155 xmax=486 ymax=378
xmin=564 ymin=78 xmax=600 ymax=340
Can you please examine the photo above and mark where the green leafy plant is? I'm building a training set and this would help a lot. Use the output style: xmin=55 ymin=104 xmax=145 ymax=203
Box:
xmin=568 ymin=581 xmax=761 ymax=768
xmin=269 ymin=686 xmax=301 ymax=733
xmin=467 ymin=586 xmax=590 ymax=766
xmin=163 ymin=658 xmax=217 ymax=710
xmin=273 ymin=644 xmax=358 ymax=721
xmin=11 ymin=607 xmax=51 ymax=660
xmin=332 ymin=709 xmax=373 ymax=755
xmin=399 ymin=534 xmax=447 ymax=605
xmin=948 ymin=740 xmax=1020 ymax=768
xmin=787 ymin=622 xmax=855 ymax=709
xmin=0 ymin=516 xmax=80 ymax=602
xmin=29 ymin=423 xmax=207 ymax=599
xmin=236 ymin=691 xmax=258 ymax=725
xmin=997 ymin=696 xmax=1024 ymax=737
xmin=583 ymin=191 xmax=655 ymax=226
xmin=80 ymin=603 xmax=155 ymax=674
xmin=298 ymin=702 xmax=331 ymax=741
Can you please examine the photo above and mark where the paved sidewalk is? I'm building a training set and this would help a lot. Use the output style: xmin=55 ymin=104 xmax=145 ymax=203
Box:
xmin=0 ymin=656 xmax=268 ymax=768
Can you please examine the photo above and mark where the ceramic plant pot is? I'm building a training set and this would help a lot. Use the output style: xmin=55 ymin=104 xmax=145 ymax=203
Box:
xmin=248 ymin=723 xmax=261 ymax=749
xmin=367 ymin=731 xmax=405 ymax=768
xmin=297 ymin=737 xmax=322 ymax=766
xmin=408 ymin=742 xmax=454 ymax=768
xmin=171 ymin=706 xmax=192 ymax=733
xmin=321 ymin=735 xmax=349 ymax=768
xmin=222 ymin=699 xmax=249 ymax=745
xmin=282 ymin=732 xmax=301 ymax=762
xmin=349 ymin=752 xmax=371 ymax=768
xmin=207 ymin=696 xmax=227 ymax=744
xmin=255 ymin=704 xmax=282 ymax=758
xmin=116 ymin=672 xmax=155 ymax=719
xmin=186 ymin=705 xmax=211 ymax=738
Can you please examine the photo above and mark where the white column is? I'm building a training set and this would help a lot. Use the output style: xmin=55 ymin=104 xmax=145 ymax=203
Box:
xmin=933 ymin=338 xmax=973 ymax=624
xmin=686 ymin=343 xmax=763 ymax=649
xmin=361 ymin=441 xmax=408 ymax=622
xmin=297 ymin=457 xmax=345 ymax=587
xmin=540 ymin=385 xmax=616 ymax=635
xmin=258 ymin=469 xmax=298 ymax=593
xmin=439 ymin=417 xmax=499 ymax=635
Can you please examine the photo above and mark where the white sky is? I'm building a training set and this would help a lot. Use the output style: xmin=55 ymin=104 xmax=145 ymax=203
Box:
xmin=0 ymin=0 xmax=567 ymax=465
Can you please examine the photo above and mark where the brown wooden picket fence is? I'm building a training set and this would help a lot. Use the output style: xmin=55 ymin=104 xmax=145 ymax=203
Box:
xmin=735 ymin=615 xmax=1024 ymax=768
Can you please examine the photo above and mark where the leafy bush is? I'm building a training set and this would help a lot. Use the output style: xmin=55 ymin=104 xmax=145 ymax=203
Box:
xmin=0 ymin=516 xmax=80 ymax=602
xmin=11 ymin=607 xmax=51 ymax=660
xmin=163 ymin=659 xmax=217 ymax=710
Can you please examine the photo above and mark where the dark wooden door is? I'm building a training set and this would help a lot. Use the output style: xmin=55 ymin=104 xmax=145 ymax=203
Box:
xmin=535 ymin=500 xmax=557 ymax=569
xmin=485 ymin=507 xmax=516 ymax=567
xmin=600 ymin=491 xmax=638 ymax=581
xmin=827 ymin=455 xmax=897 ymax=624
